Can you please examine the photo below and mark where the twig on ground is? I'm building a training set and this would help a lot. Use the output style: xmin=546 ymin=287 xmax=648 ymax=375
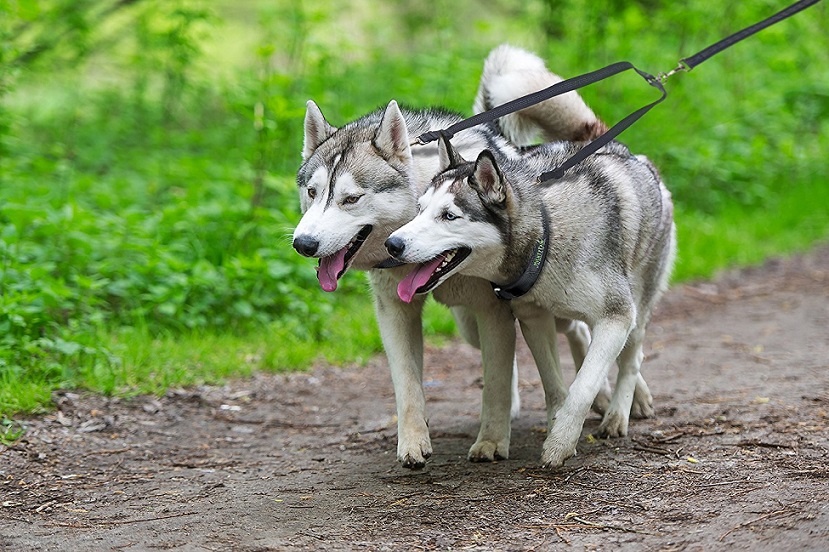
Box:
xmin=524 ymin=512 xmax=658 ymax=537
xmin=730 ymin=440 xmax=796 ymax=449
xmin=718 ymin=509 xmax=798 ymax=541
xmin=594 ymin=497 xmax=648 ymax=511
xmin=656 ymin=432 xmax=685 ymax=443
xmin=568 ymin=515 xmax=657 ymax=535
xmin=697 ymin=479 xmax=748 ymax=488
xmin=47 ymin=511 xmax=197 ymax=528
xmin=553 ymin=526 xmax=570 ymax=545
xmin=632 ymin=443 xmax=674 ymax=456
xmin=83 ymin=447 xmax=132 ymax=456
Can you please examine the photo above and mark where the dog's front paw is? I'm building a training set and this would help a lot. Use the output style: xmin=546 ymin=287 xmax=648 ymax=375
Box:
xmin=597 ymin=409 xmax=629 ymax=438
xmin=398 ymin=433 xmax=432 ymax=469
xmin=540 ymin=438 xmax=576 ymax=469
xmin=540 ymin=424 xmax=580 ymax=468
xmin=468 ymin=438 xmax=509 ymax=462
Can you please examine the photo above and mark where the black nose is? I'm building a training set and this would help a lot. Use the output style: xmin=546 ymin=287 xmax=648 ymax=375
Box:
xmin=293 ymin=235 xmax=319 ymax=257
xmin=385 ymin=236 xmax=405 ymax=258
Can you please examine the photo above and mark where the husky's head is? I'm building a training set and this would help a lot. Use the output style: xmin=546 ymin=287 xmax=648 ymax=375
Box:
xmin=292 ymin=100 xmax=418 ymax=291
xmin=385 ymin=136 xmax=511 ymax=303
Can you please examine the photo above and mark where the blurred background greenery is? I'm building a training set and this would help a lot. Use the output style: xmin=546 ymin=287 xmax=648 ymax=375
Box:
xmin=1 ymin=0 xmax=827 ymax=416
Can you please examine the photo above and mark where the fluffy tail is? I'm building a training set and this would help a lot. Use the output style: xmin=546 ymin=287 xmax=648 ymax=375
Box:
xmin=475 ymin=44 xmax=607 ymax=146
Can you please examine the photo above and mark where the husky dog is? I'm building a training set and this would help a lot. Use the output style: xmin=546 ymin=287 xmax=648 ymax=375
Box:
xmin=292 ymin=44 xmax=648 ymax=467
xmin=385 ymin=135 xmax=676 ymax=468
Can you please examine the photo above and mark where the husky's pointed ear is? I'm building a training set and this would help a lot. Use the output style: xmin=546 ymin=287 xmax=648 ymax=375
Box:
xmin=437 ymin=134 xmax=466 ymax=171
xmin=303 ymin=100 xmax=336 ymax=161
xmin=469 ymin=150 xmax=507 ymax=209
xmin=374 ymin=100 xmax=412 ymax=165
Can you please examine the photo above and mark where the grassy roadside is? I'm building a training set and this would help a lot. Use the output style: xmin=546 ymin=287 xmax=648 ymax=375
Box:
xmin=674 ymin=175 xmax=829 ymax=282
xmin=4 ymin=186 xmax=827 ymax=417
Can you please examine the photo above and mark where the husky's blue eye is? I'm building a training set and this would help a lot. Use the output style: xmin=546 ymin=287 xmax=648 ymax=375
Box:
xmin=443 ymin=211 xmax=458 ymax=221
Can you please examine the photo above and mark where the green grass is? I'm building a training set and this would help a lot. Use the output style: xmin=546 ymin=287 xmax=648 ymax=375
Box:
xmin=675 ymin=173 xmax=829 ymax=281
xmin=0 ymin=291 xmax=384 ymax=415
xmin=1 ymin=418 xmax=25 ymax=446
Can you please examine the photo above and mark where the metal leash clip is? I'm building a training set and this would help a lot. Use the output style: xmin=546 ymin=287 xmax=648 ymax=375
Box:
xmin=656 ymin=59 xmax=692 ymax=84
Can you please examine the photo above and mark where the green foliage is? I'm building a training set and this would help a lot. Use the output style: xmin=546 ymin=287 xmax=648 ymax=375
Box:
xmin=1 ymin=0 xmax=828 ymax=416
xmin=0 ymin=417 xmax=25 ymax=445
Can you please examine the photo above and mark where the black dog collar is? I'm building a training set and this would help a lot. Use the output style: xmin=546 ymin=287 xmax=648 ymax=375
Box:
xmin=491 ymin=205 xmax=550 ymax=301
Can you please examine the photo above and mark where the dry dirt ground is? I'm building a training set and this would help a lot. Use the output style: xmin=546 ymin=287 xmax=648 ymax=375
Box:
xmin=2 ymin=246 xmax=829 ymax=551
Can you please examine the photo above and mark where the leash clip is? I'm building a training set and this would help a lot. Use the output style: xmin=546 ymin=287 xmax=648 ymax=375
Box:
xmin=412 ymin=130 xmax=452 ymax=147
xmin=656 ymin=60 xmax=692 ymax=84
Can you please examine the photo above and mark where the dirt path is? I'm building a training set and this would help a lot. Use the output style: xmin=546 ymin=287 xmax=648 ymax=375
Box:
xmin=2 ymin=246 xmax=828 ymax=551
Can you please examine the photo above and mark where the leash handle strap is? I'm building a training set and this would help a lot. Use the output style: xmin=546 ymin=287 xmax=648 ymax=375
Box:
xmin=681 ymin=0 xmax=822 ymax=70
xmin=414 ymin=61 xmax=638 ymax=146
xmin=416 ymin=60 xmax=667 ymax=183
xmin=414 ymin=0 xmax=822 ymax=180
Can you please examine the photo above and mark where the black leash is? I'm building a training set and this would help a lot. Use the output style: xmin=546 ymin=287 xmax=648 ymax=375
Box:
xmin=414 ymin=0 xmax=822 ymax=182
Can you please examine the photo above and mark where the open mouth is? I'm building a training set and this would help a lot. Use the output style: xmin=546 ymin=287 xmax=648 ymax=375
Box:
xmin=316 ymin=225 xmax=373 ymax=292
xmin=397 ymin=247 xmax=471 ymax=303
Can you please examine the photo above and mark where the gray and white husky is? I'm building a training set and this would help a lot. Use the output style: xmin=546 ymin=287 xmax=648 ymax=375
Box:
xmin=385 ymin=135 xmax=676 ymax=468
xmin=292 ymin=44 xmax=649 ymax=468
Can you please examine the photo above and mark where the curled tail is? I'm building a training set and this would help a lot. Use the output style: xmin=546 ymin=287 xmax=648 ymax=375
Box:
xmin=475 ymin=44 xmax=607 ymax=146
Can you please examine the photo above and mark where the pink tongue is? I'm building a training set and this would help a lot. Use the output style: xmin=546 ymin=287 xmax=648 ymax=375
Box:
xmin=397 ymin=256 xmax=445 ymax=303
xmin=317 ymin=246 xmax=349 ymax=292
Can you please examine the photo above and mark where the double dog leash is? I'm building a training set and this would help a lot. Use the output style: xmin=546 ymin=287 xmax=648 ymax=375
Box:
xmin=414 ymin=0 xmax=823 ymax=182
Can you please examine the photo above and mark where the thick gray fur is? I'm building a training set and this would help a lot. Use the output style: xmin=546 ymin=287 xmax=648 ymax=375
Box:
xmin=293 ymin=44 xmax=653 ymax=469
xmin=387 ymin=138 xmax=676 ymax=467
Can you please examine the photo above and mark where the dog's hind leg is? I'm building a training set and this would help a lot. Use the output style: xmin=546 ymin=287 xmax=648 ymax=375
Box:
xmin=597 ymin=327 xmax=646 ymax=438
xmin=453 ymin=306 xmax=521 ymax=420
xmin=509 ymin=357 xmax=521 ymax=421
xmin=631 ymin=222 xmax=676 ymax=420
xmin=452 ymin=306 xmax=480 ymax=347
xmin=630 ymin=373 xmax=655 ymax=419
xmin=557 ymin=319 xmax=616 ymax=416
xmin=559 ymin=318 xmax=653 ymax=417
xmin=521 ymin=311 xmax=567 ymax=431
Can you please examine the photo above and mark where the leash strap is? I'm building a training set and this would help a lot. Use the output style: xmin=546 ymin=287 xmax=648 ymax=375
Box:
xmin=538 ymin=66 xmax=665 ymax=182
xmin=680 ymin=0 xmax=822 ymax=70
xmin=413 ymin=61 xmax=643 ymax=146
xmin=414 ymin=0 xmax=822 ymax=181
